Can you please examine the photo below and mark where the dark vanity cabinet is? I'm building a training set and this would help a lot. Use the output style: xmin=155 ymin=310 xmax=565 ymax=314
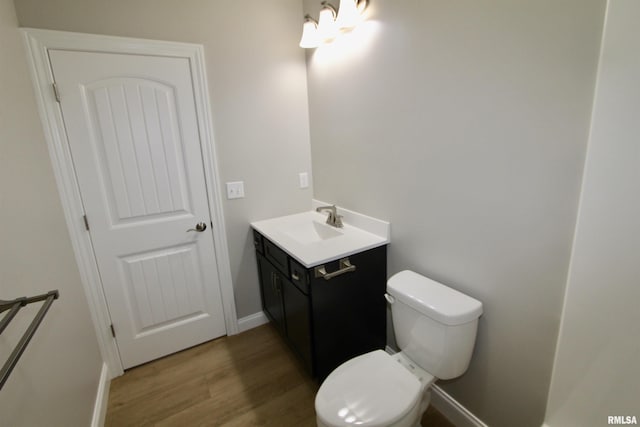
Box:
xmin=257 ymin=252 xmax=313 ymax=370
xmin=253 ymin=229 xmax=387 ymax=381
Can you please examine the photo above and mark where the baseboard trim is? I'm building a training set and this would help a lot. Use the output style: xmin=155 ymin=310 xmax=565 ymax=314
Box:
xmin=431 ymin=384 xmax=488 ymax=427
xmin=91 ymin=363 xmax=111 ymax=427
xmin=384 ymin=346 xmax=486 ymax=427
xmin=237 ymin=311 xmax=269 ymax=333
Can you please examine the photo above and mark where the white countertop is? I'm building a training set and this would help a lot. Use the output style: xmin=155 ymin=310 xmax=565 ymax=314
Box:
xmin=251 ymin=205 xmax=390 ymax=268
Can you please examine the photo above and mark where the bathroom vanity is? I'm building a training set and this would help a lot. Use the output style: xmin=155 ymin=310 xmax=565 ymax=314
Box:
xmin=251 ymin=206 xmax=389 ymax=381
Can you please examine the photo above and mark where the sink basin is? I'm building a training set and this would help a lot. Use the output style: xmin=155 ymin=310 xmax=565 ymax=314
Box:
xmin=283 ymin=220 xmax=343 ymax=244
xmin=251 ymin=207 xmax=390 ymax=268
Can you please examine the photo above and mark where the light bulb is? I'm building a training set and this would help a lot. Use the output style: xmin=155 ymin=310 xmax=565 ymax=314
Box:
xmin=317 ymin=2 xmax=338 ymax=43
xmin=336 ymin=0 xmax=360 ymax=31
xmin=299 ymin=16 xmax=320 ymax=48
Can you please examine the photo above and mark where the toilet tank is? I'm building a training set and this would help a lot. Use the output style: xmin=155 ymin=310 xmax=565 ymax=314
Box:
xmin=387 ymin=270 xmax=483 ymax=380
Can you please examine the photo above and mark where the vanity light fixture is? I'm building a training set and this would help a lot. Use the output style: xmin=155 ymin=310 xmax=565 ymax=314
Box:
xmin=299 ymin=15 xmax=321 ymax=48
xmin=335 ymin=0 xmax=368 ymax=31
xmin=299 ymin=0 xmax=369 ymax=49
xmin=317 ymin=2 xmax=338 ymax=42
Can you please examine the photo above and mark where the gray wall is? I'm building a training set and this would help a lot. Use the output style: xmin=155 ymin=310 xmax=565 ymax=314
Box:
xmin=0 ymin=0 xmax=103 ymax=425
xmin=14 ymin=0 xmax=314 ymax=318
xmin=302 ymin=0 xmax=605 ymax=425
xmin=544 ymin=1 xmax=640 ymax=425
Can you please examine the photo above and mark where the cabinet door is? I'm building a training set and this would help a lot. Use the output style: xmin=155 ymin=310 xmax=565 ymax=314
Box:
xmin=282 ymin=276 xmax=313 ymax=374
xmin=310 ymin=245 xmax=387 ymax=380
xmin=258 ymin=255 xmax=285 ymax=335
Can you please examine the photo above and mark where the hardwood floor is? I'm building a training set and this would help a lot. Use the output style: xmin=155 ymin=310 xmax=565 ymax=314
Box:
xmin=106 ymin=324 xmax=455 ymax=427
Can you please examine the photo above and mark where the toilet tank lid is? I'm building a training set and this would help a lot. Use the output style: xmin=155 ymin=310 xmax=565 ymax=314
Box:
xmin=387 ymin=270 xmax=483 ymax=325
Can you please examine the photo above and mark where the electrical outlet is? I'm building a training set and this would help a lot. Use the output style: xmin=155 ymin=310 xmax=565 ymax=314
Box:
xmin=299 ymin=172 xmax=309 ymax=189
xmin=226 ymin=181 xmax=245 ymax=199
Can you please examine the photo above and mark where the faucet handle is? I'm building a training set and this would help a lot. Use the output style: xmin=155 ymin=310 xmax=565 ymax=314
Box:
xmin=324 ymin=211 xmax=335 ymax=225
xmin=316 ymin=204 xmax=343 ymax=227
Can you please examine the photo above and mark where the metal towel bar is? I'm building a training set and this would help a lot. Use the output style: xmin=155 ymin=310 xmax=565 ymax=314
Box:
xmin=0 ymin=290 xmax=59 ymax=390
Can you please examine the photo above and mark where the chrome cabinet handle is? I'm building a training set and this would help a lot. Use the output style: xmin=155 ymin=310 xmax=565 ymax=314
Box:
xmin=187 ymin=222 xmax=207 ymax=232
xmin=314 ymin=257 xmax=356 ymax=281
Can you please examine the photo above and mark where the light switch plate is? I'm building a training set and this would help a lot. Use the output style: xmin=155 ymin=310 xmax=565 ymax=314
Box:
xmin=226 ymin=181 xmax=245 ymax=199
xmin=299 ymin=172 xmax=309 ymax=189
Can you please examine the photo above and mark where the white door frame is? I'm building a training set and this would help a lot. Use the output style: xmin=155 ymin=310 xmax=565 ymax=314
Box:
xmin=22 ymin=28 xmax=239 ymax=377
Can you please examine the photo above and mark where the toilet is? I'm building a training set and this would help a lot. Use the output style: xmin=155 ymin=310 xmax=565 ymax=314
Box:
xmin=315 ymin=270 xmax=483 ymax=427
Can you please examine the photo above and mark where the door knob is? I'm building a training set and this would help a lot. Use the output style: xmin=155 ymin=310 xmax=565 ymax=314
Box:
xmin=187 ymin=222 xmax=207 ymax=232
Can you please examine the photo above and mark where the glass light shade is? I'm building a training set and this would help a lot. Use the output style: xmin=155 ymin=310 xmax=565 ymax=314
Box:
xmin=317 ymin=3 xmax=338 ymax=42
xmin=299 ymin=17 xmax=320 ymax=48
xmin=336 ymin=0 xmax=360 ymax=31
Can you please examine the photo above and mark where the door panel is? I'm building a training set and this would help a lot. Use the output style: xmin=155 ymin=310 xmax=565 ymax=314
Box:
xmin=121 ymin=243 xmax=207 ymax=332
xmin=49 ymin=49 xmax=226 ymax=368
xmin=87 ymin=79 xmax=191 ymax=223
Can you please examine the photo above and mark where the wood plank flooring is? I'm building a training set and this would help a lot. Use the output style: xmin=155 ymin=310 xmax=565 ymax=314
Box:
xmin=106 ymin=324 xmax=455 ymax=427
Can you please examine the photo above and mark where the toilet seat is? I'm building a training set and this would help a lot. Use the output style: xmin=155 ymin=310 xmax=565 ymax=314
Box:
xmin=315 ymin=350 xmax=423 ymax=427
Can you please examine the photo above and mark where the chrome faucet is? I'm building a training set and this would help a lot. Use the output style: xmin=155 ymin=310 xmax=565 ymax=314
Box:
xmin=316 ymin=205 xmax=343 ymax=228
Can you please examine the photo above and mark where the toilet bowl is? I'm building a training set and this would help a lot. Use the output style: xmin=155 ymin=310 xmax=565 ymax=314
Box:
xmin=316 ymin=350 xmax=434 ymax=427
xmin=315 ymin=270 xmax=483 ymax=427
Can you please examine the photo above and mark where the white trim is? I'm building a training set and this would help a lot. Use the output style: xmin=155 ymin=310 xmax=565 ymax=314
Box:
xmin=91 ymin=363 xmax=111 ymax=427
xmin=237 ymin=311 xmax=270 ymax=333
xmin=192 ymin=43 xmax=239 ymax=335
xmin=543 ymin=3 xmax=611 ymax=424
xmin=21 ymin=28 xmax=238 ymax=375
xmin=22 ymin=28 xmax=124 ymax=376
xmin=384 ymin=346 xmax=487 ymax=427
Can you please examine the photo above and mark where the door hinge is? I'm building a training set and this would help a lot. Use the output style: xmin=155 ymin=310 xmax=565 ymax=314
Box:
xmin=110 ymin=324 xmax=116 ymax=338
xmin=83 ymin=215 xmax=90 ymax=231
xmin=52 ymin=82 xmax=61 ymax=103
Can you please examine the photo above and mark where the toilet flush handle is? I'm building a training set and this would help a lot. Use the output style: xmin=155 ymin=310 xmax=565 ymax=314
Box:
xmin=384 ymin=293 xmax=395 ymax=304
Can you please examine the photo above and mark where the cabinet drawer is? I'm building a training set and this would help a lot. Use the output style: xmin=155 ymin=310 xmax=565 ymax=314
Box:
xmin=289 ymin=259 xmax=309 ymax=294
xmin=264 ymin=238 xmax=289 ymax=275
xmin=253 ymin=230 xmax=264 ymax=254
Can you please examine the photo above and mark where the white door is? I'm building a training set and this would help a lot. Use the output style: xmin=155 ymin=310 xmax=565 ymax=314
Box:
xmin=49 ymin=49 xmax=226 ymax=368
